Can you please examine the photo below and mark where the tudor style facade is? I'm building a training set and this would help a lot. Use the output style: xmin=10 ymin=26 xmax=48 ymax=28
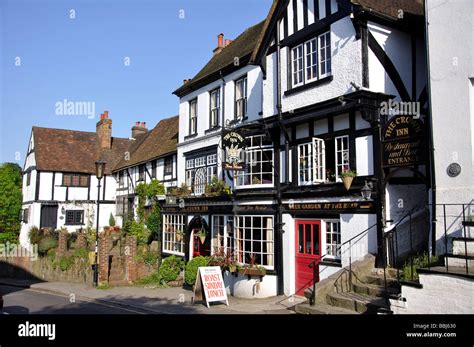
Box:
xmin=112 ymin=116 xmax=178 ymax=226
xmin=20 ymin=112 xmax=179 ymax=248
xmin=20 ymin=112 xmax=129 ymax=247
xmin=252 ymin=0 xmax=428 ymax=296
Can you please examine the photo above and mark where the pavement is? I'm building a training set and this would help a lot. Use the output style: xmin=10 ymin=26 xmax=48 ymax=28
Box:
xmin=0 ymin=278 xmax=304 ymax=314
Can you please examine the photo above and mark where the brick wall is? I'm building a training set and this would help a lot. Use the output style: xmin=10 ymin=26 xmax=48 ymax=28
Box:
xmin=390 ymin=273 xmax=474 ymax=314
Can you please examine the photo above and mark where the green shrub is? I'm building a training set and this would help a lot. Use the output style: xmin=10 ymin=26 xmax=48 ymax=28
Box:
xmin=38 ymin=236 xmax=58 ymax=256
xmin=145 ymin=204 xmax=161 ymax=241
xmin=47 ymin=248 xmax=56 ymax=262
xmin=137 ymin=251 xmax=158 ymax=266
xmin=185 ymin=256 xmax=209 ymax=286
xmin=109 ymin=213 xmax=116 ymax=227
xmin=72 ymin=247 xmax=88 ymax=260
xmin=158 ymin=255 xmax=184 ymax=283
xmin=401 ymin=252 xmax=439 ymax=281
xmin=58 ymin=256 xmax=75 ymax=271
xmin=0 ymin=231 xmax=19 ymax=244
xmin=127 ymin=220 xmax=150 ymax=245
xmin=28 ymin=226 xmax=42 ymax=245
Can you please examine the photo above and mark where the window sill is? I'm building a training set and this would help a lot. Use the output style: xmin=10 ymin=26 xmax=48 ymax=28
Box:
xmin=284 ymin=75 xmax=333 ymax=97
xmin=204 ymin=126 xmax=221 ymax=134
xmin=235 ymin=184 xmax=274 ymax=189
xmin=184 ymin=133 xmax=198 ymax=141
xmin=227 ymin=117 xmax=248 ymax=126
xmin=64 ymin=224 xmax=85 ymax=226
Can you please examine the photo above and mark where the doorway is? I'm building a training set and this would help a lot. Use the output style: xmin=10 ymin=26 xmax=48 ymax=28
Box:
xmin=295 ymin=220 xmax=321 ymax=296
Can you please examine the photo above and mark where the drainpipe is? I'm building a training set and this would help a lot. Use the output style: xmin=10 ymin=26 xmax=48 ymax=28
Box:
xmin=424 ymin=0 xmax=437 ymax=255
xmin=220 ymin=70 xmax=226 ymax=181
xmin=275 ymin=19 xmax=287 ymax=296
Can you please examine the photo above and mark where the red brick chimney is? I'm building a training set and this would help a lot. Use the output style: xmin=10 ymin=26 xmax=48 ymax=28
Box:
xmin=96 ymin=111 xmax=112 ymax=149
xmin=132 ymin=121 xmax=148 ymax=138
xmin=213 ymin=33 xmax=225 ymax=55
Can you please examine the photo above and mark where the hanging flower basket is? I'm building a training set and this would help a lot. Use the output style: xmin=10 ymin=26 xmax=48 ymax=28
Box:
xmin=196 ymin=229 xmax=207 ymax=244
xmin=342 ymin=176 xmax=354 ymax=190
xmin=339 ymin=170 xmax=357 ymax=190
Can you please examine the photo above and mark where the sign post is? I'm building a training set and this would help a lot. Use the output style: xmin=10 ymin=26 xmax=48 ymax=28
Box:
xmin=192 ymin=266 xmax=229 ymax=308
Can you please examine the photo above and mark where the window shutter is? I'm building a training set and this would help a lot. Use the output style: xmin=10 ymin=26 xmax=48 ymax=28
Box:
xmin=312 ymin=137 xmax=326 ymax=183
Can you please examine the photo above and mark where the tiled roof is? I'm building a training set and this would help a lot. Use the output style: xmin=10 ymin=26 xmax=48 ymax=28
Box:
xmin=32 ymin=127 xmax=130 ymax=175
xmin=351 ymin=0 xmax=424 ymax=18
xmin=173 ymin=20 xmax=266 ymax=97
xmin=112 ymin=115 xmax=179 ymax=171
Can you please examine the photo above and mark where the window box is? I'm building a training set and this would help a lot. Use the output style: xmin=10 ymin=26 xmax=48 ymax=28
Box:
xmin=238 ymin=266 xmax=266 ymax=279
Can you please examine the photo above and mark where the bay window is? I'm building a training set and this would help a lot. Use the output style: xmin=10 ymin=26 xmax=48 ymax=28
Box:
xmin=235 ymin=135 xmax=273 ymax=187
xmin=291 ymin=31 xmax=331 ymax=88
xmin=185 ymin=152 xmax=217 ymax=195
xmin=234 ymin=215 xmax=274 ymax=268
xmin=163 ymin=214 xmax=186 ymax=255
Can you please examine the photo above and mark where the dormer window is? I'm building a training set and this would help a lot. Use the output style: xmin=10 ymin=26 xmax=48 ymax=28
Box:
xmin=235 ymin=76 xmax=247 ymax=120
xmin=291 ymin=31 xmax=331 ymax=88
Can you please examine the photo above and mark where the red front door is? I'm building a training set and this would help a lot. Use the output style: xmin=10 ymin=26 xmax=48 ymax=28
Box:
xmin=192 ymin=229 xmax=210 ymax=258
xmin=295 ymin=220 xmax=321 ymax=296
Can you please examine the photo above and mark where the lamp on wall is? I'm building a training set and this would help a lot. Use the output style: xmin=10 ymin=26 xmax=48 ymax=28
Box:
xmin=361 ymin=181 xmax=373 ymax=200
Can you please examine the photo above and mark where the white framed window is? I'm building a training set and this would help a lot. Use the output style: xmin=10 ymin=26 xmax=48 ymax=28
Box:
xmin=325 ymin=220 xmax=341 ymax=259
xmin=209 ymin=88 xmax=220 ymax=128
xmin=298 ymin=138 xmax=326 ymax=185
xmin=189 ymin=99 xmax=197 ymax=135
xmin=291 ymin=44 xmax=304 ymax=87
xmin=305 ymin=38 xmax=318 ymax=82
xmin=291 ymin=31 xmax=331 ymax=88
xmin=335 ymin=135 xmax=350 ymax=181
xmin=233 ymin=215 xmax=274 ymax=269
xmin=207 ymin=154 xmax=217 ymax=165
xmin=211 ymin=215 xmax=234 ymax=254
xmin=235 ymin=76 xmax=247 ymax=120
xmin=235 ymin=135 xmax=274 ymax=187
xmin=195 ymin=157 xmax=205 ymax=167
xmin=185 ymin=152 xmax=218 ymax=195
xmin=319 ymin=32 xmax=332 ymax=78
xmin=163 ymin=214 xmax=186 ymax=255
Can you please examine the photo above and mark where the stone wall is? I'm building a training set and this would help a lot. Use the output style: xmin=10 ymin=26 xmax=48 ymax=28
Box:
xmin=390 ymin=273 xmax=474 ymax=314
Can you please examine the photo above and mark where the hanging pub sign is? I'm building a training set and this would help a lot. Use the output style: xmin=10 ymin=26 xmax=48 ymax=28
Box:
xmin=222 ymin=130 xmax=246 ymax=170
xmin=382 ymin=115 xmax=425 ymax=168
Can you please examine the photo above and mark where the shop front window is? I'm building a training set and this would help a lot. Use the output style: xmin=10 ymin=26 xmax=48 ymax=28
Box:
xmin=163 ymin=214 xmax=186 ymax=255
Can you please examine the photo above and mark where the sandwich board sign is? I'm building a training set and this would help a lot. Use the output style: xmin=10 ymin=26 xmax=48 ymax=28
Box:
xmin=192 ymin=266 xmax=229 ymax=308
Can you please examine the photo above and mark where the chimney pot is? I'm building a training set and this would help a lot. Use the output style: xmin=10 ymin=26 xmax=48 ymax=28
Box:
xmin=96 ymin=111 xmax=112 ymax=149
xmin=142 ymin=122 xmax=146 ymax=127
xmin=224 ymin=39 xmax=232 ymax=47
xmin=104 ymin=111 xmax=108 ymax=118
xmin=218 ymin=33 xmax=224 ymax=48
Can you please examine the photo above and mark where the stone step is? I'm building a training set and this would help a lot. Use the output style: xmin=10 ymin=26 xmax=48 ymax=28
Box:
xmin=371 ymin=267 xmax=398 ymax=278
xmin=452 ymin=238 xmax=474 ymax=257
xmin=364 ymin=274 xmax=399 ymax=286
xmin=327 ymin=292 xmax=390 ymax=314
xmin=444 ymin=254 xmax=474 ymax=268
xmin=295 ymin=302 xmax=359 ymax=315
xmin=352 ymin=282 xmax=400 ymax=298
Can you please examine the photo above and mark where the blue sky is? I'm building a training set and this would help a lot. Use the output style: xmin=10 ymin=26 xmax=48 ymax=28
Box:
xmin=0 ymin=0 xmax=272 ymax=165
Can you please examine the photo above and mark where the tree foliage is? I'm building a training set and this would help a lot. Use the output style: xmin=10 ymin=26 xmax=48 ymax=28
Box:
xmin=0 ymin=163 xmax=22 ymax=236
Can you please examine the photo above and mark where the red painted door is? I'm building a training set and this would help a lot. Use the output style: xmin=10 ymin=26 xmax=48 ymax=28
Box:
xmin=192 ymin=229 xmax=210 ymax=258
xmin=295 ymin=220 xmax=321 ymax=296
